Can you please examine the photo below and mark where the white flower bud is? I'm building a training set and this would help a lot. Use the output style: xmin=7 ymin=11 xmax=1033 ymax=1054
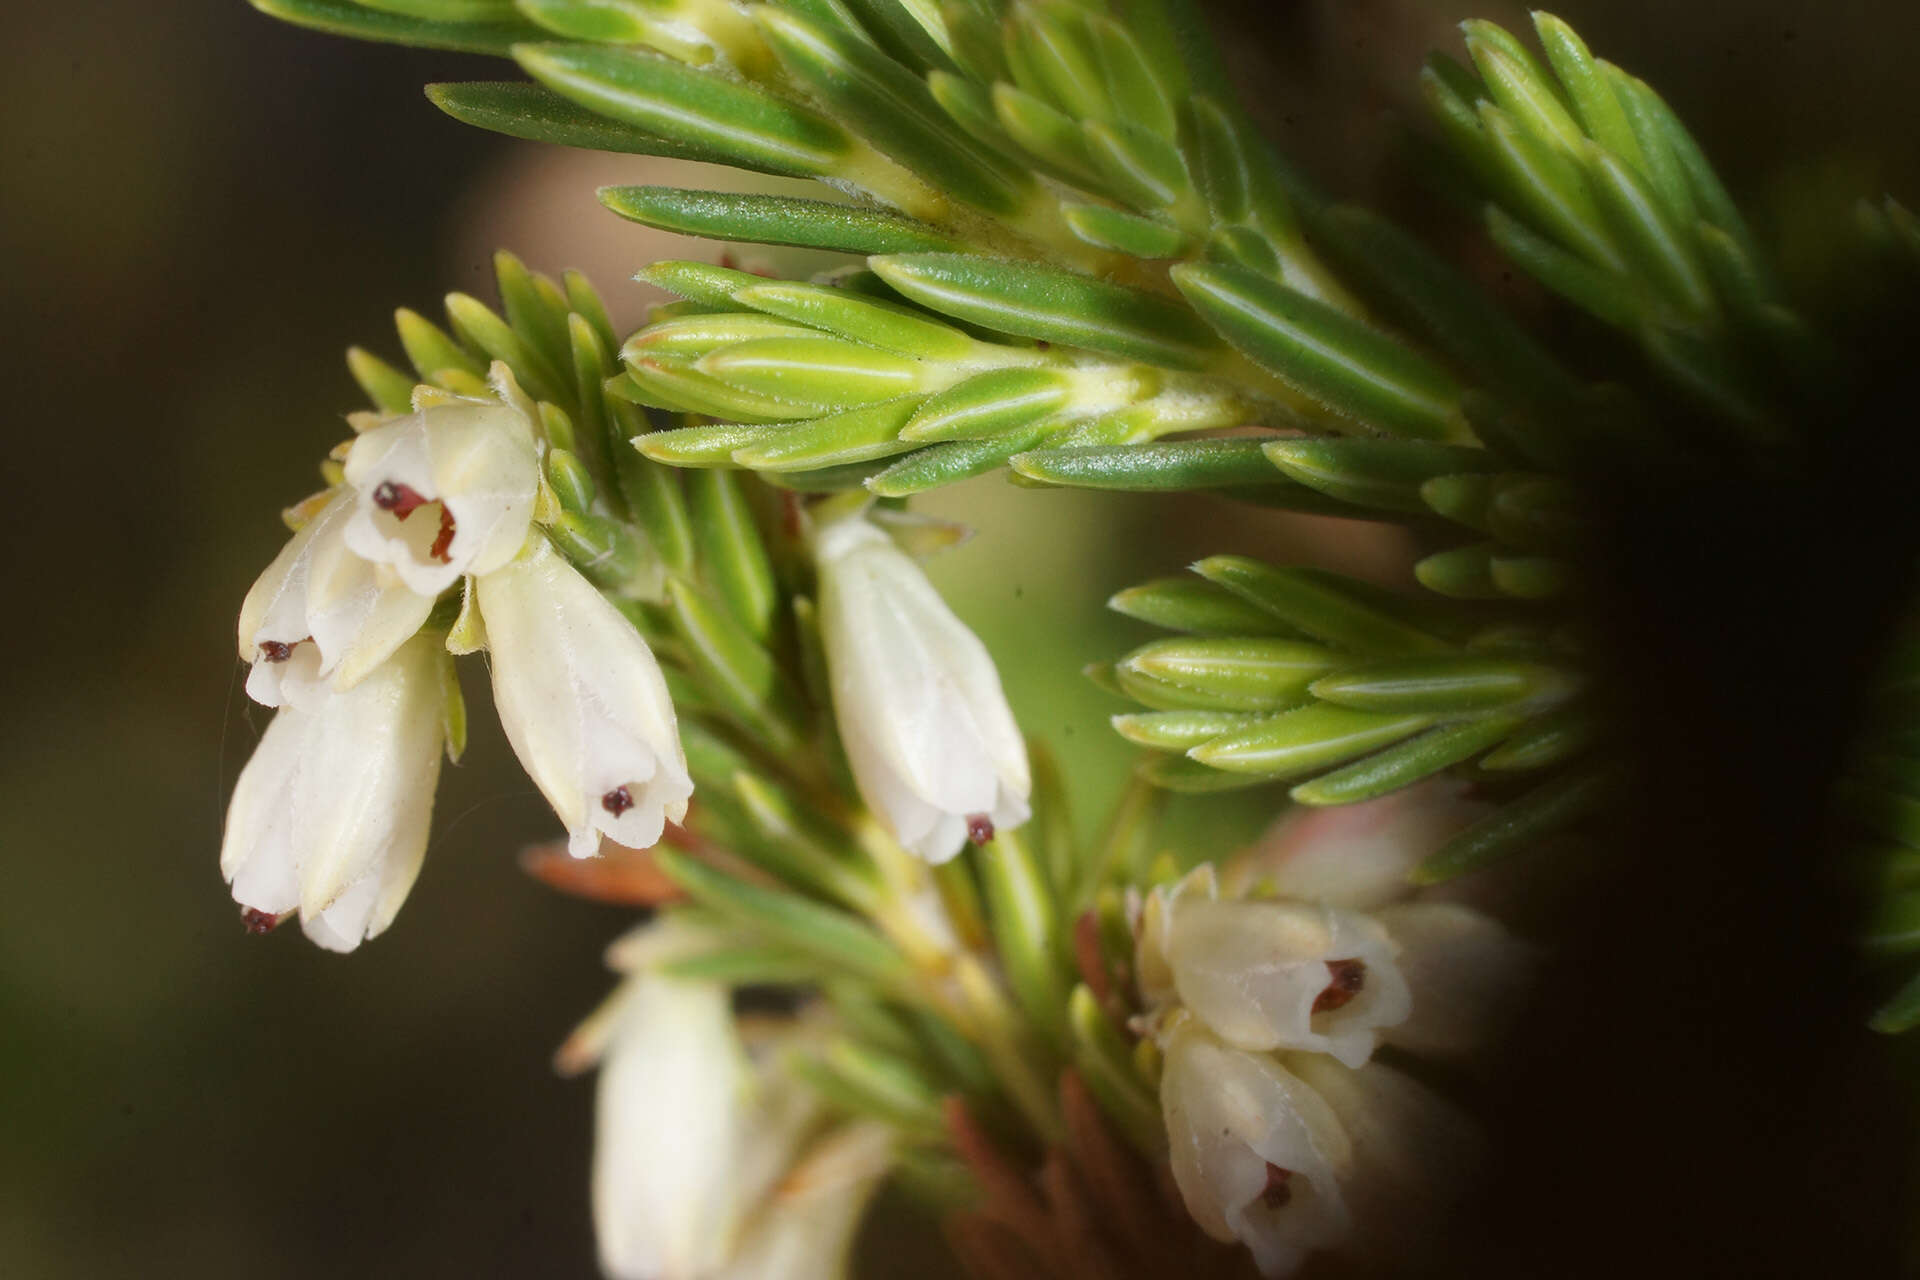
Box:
xmin=342 ymin=364 xmax=541 ymax=596
xmin=1225 ymin=779 xmax=1485 ymax=909
xmin=219 ymin=629 xmax=445 ymax=952
xmin=573 ymin=919 xmax=829 ymax=1280
xmin=477 ymin=537 xmax=691 ymax=858
xmin=1160 ymin=1018 xmax=1353 ymax=1278
xmin=237 ymin=489 xmax=435 ymax=709
xmin=591 ymin=973 xmax=753 ymax=1280
xmin=1164 ymin=897 xmax=1410 ymax=1068
xmin=815 ymin=516 xmax=1029 ymax=863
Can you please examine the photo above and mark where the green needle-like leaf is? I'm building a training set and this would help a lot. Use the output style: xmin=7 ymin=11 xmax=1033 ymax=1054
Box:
xmin=599 ymin=185 xmax=963 ymax=254
xmin=1413 ymin=764 xmax=1615 ymax=882
xmin=427 ymin=81 xmax=733 ymax=161
xmin=1111 ymin=709 xmax=1264 ymax=750
xmin=1107 ymin=576 xmax=1304 ymax=637
xmin=731 ymin=281 xmax=979 ymax=361
xmin=347 ymin=347 xmax=416 ymax=414
xmin=730 ymin=398 xmax=922 ymax=472
xmin=864 ymin=427 xmax=1054 ymax=496
xmin=515 ymin=42 xmax=856 ymax=178
xmin=1066 ymin=986 xmax=1164 ymax=1155
xmin=902 ymin=368 xmax=1074 ymax=442
xmin=687 ymin=469 xmax=778 ymax=642
xmin=251 ymin=0 xmax=544 ymax=53
xmin=1478 ymin=703 xmax=1597 ymax=771
xmin=1011 ymin=442 xmax=1351 ymax=514
xmin=1189 ymin=705 xmax=1434 ymax=778
xmin=664 ymin=576 xmax=804 ymax=752
xmin=1172 ymin=262 xmax=1471 ymax=441
xmin=1194 ymin=556 xmax=1454 ymax=656
xmin=698 ymin=335 xmax=935 ymax=404
xmin=1116 ymin=637 xmax=1336 ymax=713
xmin=1309 ymin=655 xmax=1577 ymax=713
xmin=1261 ymin=438 xmax=1498 ymax=514
xmin=1062 ymin=203 xmax=1193 ymax=259
xmin=655 ymin=849 xmax=913 ymax=989
xmin=755 ymin=6 xmax=1033 ymax=215
xmin=1291 ymin=713 xmax=1528 ymax=806
xmin=978 ymin=829 xmax=1070 ymax=1043
xmin=872 ymin=254 xmax=1223 ymax=370
xmin=1531 ymin=12 xmax=1643 ymax=170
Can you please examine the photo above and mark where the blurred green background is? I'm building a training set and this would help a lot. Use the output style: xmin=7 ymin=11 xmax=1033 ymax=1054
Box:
xmin=3 ymin=1 xmax=1915 ymax=1275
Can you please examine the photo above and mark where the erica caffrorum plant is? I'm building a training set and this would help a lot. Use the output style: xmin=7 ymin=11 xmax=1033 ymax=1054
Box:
xmin=220 ymin=0 xmax=1920 ymax=1275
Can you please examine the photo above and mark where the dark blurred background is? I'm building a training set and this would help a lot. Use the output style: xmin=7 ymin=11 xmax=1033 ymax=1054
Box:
xmin=4 ymin=1 xmax=1917 ymax=1276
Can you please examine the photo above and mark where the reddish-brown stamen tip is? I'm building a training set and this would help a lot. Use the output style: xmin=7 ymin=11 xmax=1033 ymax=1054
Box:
xmin=240 ymin=907 xmax=283 ymax=935
xmin=1313 ymin=958 xmax=1367 ymax=1014
xmin=966 ymin=814 xmax=995 ymax=845
xmin=258 ymin=640 xmax=296 ymax=663
xmin=372 ymin=480 xmax=430 ymax=519
xmin=428 ymin=506 xmax=456 ymax=563
xmin=601 ymin=786 xmax=635 ymax=817
xmin=1260 ymin=1164 xmax=1294 ymax=1209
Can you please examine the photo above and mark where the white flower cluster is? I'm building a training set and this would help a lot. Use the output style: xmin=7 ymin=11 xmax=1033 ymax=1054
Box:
xmin=221 ymin=366 xmax=691 ymax=950
xmin=221 ymin=381 xmax=1033 ymax=950
xmin=561 ymin=919 xmax=894 ymax=1280
xmin=1136 ymin=786 xmax=1530 ymax=1276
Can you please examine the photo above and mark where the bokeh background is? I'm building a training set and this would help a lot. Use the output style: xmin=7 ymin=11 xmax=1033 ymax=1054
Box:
xmin=5 ymin=1 xmax=1918 ymax=1275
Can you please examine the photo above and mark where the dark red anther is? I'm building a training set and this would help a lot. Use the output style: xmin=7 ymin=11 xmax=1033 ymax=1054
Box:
xmin=372 ymin=480 xmax=431 ymax=519
xmin=258 ymin=640 xmax=296 ymax=663
xmin=601 ymin=786 xmax=635 ymax=817
xmin=1260 ymin=1164 xmax=1294 ymax=1209
xmin=240 ymin=907 xmax=283 ymax=935
xmin=1313 ymin=958 xmax=1367 ymax=1014
xmin=966 ymin=814 xmax=995 ymax=845
xmin=428 ymin=506 xmax=457 ymax=563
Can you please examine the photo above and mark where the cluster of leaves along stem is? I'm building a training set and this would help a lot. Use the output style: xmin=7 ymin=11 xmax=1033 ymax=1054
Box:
xmin=255 ymin=0 xmax=1920 ymax=1062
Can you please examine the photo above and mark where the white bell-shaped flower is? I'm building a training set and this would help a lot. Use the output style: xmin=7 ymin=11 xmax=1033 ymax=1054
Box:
xmin=1160 ymin=1018 xmax=1353 ymax=1278
xmin=814 ymin=516 xmax=1029 ymax=863
xmin=567 ymin=918 xmax=826 ymax=1280
xmin=1284 ymin=1054 xmax=1481 ymax=1270
xmin=237 ymin=489 xmax=435 ymax=708
xmin=477 ymin=537 xmax=691 ymax=858
xmin=1133 ymin=863 xmax=1219 ymax=1011
xmin=1373 ymin=901 xmax=1532 ymax=1060
xmin=219 ymin=629 xmax=445 ymax=952
xmin=714 ymin=1123 xmax=893 ymax=1280
xmin=1163 ymin=896 xmax=1410 ymax=1069
xmin=342 ymin=363 xmax=541 ymax=596
xmin=590 ymin=972 xmax=751 ymax=1280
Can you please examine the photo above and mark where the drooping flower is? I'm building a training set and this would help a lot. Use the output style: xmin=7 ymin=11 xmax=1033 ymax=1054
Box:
xmin=219 ymin=629 xmax=446 ymax=952
xmin=814 ymin=514 xmax=1029 ymax=863
xmin=1227 ymin=782 xmax=1534 ymax=1061
xmin=476 ymin=536 xmax=691 ymax=858
xmin=1160 ymin=1016 xmax=1353 ymax=1278
xmin=236 ymin=488 xmax=434 ymax=708
xmin=1134 ymin=863 xmax=1411 ymax=1069
xmin=1162 ymin=894 xmax=1411 ymax=1069
xmin=342 ymin=363 xmax=541 ymax=597
xmin=562 ymin=918 xmax=827 ymax=1280
xmin=1284 ymin=1054 xmax=1481 ymax=1270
